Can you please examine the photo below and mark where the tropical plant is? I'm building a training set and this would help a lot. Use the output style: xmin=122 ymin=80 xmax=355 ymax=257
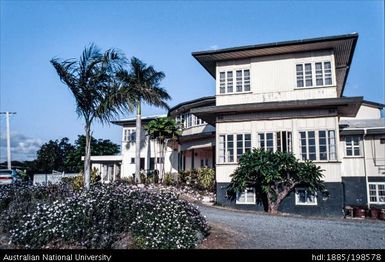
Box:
xmin=227 ymin=149 xmax=325 ymax=214
xmin=116 ymin=57 xmax=170 ymax=183
xmin=144 ymin=117 xmax=181 ymax=180
xmin=50 ymin=44 xmax=127 ymax=189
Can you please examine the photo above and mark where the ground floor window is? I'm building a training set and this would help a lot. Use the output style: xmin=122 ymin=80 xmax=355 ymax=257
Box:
xmin=368 ymin=183 xmax=385 ymax=204
xmin=236 ymin=188 xmax=256 ymax=204
xmin=295 ymin=188 xmax=317 ymax=205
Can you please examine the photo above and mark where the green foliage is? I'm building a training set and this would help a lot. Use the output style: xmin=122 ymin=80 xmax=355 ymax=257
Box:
xmin=177 ymin=168 xmax=216 ymax=193
xmin=144 ymin=117 xmax=181 ymax=143
xmin=227 ymin=149 xmax=324 ymax=212
xmin=197 ymin=167 xmax=215 ymax=191
xmin=66 ymin=135 xmax=120 ymax=173
xmin=35 ymin=138 xmax=76 ymax=173
xmin=163 ymin=172 xmax=175 ymax=186
xmin=3 ymin=183 xmax=209 ymax=249
xmin=61 ymin=168 xmax=100 ymax=190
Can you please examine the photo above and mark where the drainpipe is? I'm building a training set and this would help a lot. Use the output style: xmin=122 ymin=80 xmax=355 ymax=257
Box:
xmin=362 ymin=128 xmax=370 ymax=210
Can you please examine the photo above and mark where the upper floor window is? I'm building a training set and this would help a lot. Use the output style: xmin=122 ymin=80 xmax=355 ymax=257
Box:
xmin=258 ymin=131 xmax=292 ymax=153
xmin=299 ymin=130 xmax=336 ymax=161
xmin=296 ymin=61 xmax=332 ymax=88
xmin=219 ymin=69 xmax=250 ymax=94
xmin=124 ymin=129 xmax=136 ymax=142
xmin=345 ymin=136 xmax=362 ymax=157
xmin=176 ymin=113 xmax=206 ymax=129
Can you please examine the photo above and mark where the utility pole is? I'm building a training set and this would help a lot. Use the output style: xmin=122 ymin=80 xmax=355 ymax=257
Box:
xmin=0 ymin=112 xmax=16 ymax=169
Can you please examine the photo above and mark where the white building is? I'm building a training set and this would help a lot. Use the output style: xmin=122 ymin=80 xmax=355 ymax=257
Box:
xmin=91 ymin=33 xmax=384 ymax=216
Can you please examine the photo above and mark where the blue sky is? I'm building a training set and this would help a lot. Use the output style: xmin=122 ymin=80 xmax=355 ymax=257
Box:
xmin=0 ymin=0 xmax=384 ymax=161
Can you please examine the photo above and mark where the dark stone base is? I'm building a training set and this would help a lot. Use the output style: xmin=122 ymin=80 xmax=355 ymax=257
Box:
xmin=216 ymin=182 xmax=344 ymax=216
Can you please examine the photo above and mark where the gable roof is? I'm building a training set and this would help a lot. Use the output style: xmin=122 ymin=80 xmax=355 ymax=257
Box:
xmin=192 ymin=33 xmax=358 ymax=97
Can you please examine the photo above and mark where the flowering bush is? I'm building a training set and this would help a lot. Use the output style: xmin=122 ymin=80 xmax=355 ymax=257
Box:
xmin=3 ymin=183 xmax=209 ymax=249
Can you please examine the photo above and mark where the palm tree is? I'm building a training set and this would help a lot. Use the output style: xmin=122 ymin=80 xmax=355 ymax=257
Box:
xmin=117 ymin=57 xmax=170 ymax=183
xmin=144 ymin=117 xmax=181 ymax=179
xmin=50 ymin=44 xmax=127 ymax=189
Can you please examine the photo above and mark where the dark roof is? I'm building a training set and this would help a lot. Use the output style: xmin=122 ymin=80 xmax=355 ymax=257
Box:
xmin=168 ymin=96 xmax=216 ymax=117
xmin=362 ymin=100 xmax=385 ymax=109
xmin=111 ymin=115 xmax=166 ymax=127
xmin=191 ymin=96 xmax=363 ymax=125
xmin=192 ymin=33 xmax=358 ymax=96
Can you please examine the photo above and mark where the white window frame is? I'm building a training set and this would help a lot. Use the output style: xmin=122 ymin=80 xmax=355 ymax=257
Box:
xmin=368 ymin=183 xmax=385 ymax=204
xmin=177 ymin=113 xmax=206 ymax=129
xmin=295 ymin=61 xmax=334 ymax=88
xmin=218 ymin=68 xmax=251 ymax=94
xmin=299 ymin=130 xmax=337 ymax=161
xmin=123 ymin=128 xmax=135 ymax=142
xmin=258 ymin=131 xmax=292 ymax=153
xmin=236 ymin=133 xmax=251 ymax=162
xmin=295 ymin=188 xmax=318 ymax=206
xmin=345 ymin=136 xmax=362 ymax=157
xmin=218 ymin=134 xmax=235 ymax=163
xmin=236 ymin=188 xmax=256 ymax=204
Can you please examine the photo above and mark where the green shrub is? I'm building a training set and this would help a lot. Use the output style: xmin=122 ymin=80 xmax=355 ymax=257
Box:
xmin=177 ymin=168 xmax=215 ymax=192
xmin=163 ymin=172 xmax=174 ymax=186
xmin=197 ymin=168 xmax=215 ymax=191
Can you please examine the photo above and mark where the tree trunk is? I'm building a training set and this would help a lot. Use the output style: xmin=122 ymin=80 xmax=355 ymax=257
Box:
xmin=154 ymin=138 xmax=158 ymax=182
xmin=135 ymin=100 xmax=141 ymax=183
xmin=84 ymin=123 xmax=92 ymax=190
xmin=266 ymin=186 xmax=294 ymax=214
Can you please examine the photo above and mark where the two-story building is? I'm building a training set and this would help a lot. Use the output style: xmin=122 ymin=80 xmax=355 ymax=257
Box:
xmin=90 ymin=33 xmax=384 ymax=216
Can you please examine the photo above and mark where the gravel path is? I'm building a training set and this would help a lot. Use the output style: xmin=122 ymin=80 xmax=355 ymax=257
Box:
xmin=199 ymin=205 xmax=385 ymax=249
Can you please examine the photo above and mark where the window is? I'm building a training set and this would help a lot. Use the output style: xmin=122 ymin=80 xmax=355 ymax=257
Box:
xmin=295 ymin=188 xmax=317 ymax=205
xmin=227 ymin=71 xmax=233 ymax=93
xmin=236 ymin=70 xmax=242 ymax=92
xmin=227 ymin=135 xmax=234 ymax=162
xmin=218 ymin=134 xmax=235 ymax=163
xmin=345 ymin=136 xmax=361 ymax=157
xmin=219 ymin=69 xmax=250 ymax=94
xmin=219 ymin=133 xmax=250 ymax=163
xmin=236 ymin=188 xmax=256 ymax=204
xmin=124 ymin=129 xmax=135 ymax=142
xmin=276 ymin=131 xmax=292 ymax=153
xmin=368 ymin=183 xmax=385 ymax=204
xmin=296 ymin=64 xmax=304 ymax=87
xmin=258 ymin=131 xmax=292 ymax=152
xmin=305 ymin=63 xmax=312 ymax=87
xmin=156 ymin=157 xmax=164 ymax=164
xmin=299 ymin=130 xmax=336 ymax=161
xmin=296 ymin=61 xmax=333 ymax=88
xmin=219 ymin=72 xmax=226 ymax=94
xmin=130 ymin=158 xmax=135 ymax=164
xmin=244 ymin=70 xmax=250 ymax=91
xmin=177 ymin=113 xmax=206 ymax=129
xmin=236 ymin=134 xmax=251 ymax=161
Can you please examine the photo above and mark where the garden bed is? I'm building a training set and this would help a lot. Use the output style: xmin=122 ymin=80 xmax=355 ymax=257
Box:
xmin=0 ymin=182 xmax=210 ymax=249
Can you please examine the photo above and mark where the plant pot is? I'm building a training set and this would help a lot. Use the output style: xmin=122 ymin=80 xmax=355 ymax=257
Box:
xmin=370 ymin=207 xmax=380 ymax=219
xmin=379 ymin=209 xmax=385 ymax=221
xmin=353 ymin=207 xmax=367 ymax=218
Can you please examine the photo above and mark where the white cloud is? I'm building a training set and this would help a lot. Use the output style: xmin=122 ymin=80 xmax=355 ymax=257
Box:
xmin=210 ymin=44 xmax=219 ymax=50
xmin=0 ymin=132 xmax=44 ymax=161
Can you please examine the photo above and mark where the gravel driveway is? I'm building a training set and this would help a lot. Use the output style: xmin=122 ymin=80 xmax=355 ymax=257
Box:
xmin=199 ymin=205 xmax=385 ymax=249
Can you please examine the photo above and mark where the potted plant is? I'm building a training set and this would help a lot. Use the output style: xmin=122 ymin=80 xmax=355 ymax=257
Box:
xmin=353 ymin=206 xmax=367 ymax=218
